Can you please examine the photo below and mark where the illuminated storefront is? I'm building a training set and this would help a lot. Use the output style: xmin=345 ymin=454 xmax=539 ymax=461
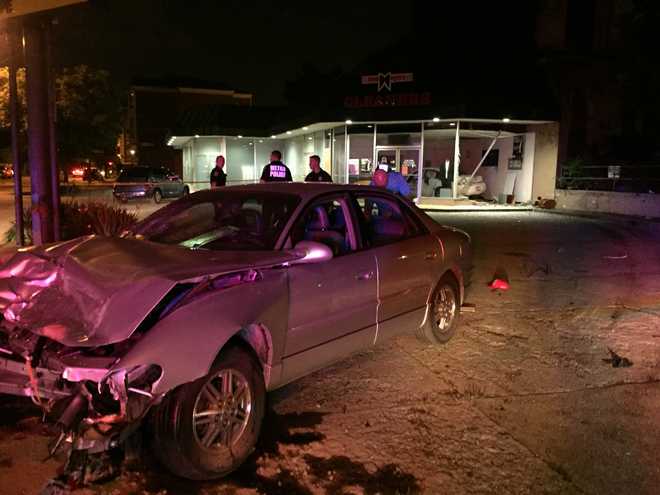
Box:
xmin=167 ymin=72 xmax=559 ymax=203
xmin=168 ymin=116 xmax=558 ymax=204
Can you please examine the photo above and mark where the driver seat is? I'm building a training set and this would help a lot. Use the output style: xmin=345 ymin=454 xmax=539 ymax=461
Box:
xmin=304 ymin=206 xmax=345 ymax=256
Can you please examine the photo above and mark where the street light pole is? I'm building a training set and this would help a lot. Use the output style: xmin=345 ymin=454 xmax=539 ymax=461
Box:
xmin=45 ymin=20 xmax=60 ymax=241
xmin=24 ymin=19 xmax=55 ymax=244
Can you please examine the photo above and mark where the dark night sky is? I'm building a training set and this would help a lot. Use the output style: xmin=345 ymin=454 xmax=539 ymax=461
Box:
xmin=53 ymin=0 xmax=416 ymax=104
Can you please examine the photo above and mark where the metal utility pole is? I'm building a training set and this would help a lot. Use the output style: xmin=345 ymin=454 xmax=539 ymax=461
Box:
xmin=452 ymin=120 xmax=461 ymax=199
xmin=45 ymin=20 xmax=60 ymax=241
xmin=24 ymin=19 xmax=55 ymax=244
xmin=8 ymin=22 xmax=24 ymax=246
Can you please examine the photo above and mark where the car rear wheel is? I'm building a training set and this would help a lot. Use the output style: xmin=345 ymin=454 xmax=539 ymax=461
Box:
xmin=418 ymin=274 xmax=460 ymax=345
xmin=149 ymin=345 xmax=265 ymax=480
xmin=153 ymin=189 xmax=163 ymax=204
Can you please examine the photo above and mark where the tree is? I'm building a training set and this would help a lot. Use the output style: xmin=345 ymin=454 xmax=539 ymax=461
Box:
xmin=0 ymin=67 xmax=26 ymax=130
xmin=55 ymin=65 xmax=123 ymax=164
xmin=0 ymin=65 xmax=122 ymax=166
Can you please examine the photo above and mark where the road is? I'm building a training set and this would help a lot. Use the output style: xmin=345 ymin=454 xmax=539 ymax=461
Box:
xmin=1 ymin=202 xmax=660 ymax=494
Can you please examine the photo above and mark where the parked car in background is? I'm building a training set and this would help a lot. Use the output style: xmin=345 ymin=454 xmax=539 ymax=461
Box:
xmin=0 ymin=164 xmax=14 ymax=179
xmin=0 ymin=183 xmax=471 ymax=483
xmin=113 ymin=166 xmax=189 ymax=203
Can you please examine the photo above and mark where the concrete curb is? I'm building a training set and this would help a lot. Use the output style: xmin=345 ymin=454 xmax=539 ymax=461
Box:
xmin=535 ymin=207 xmax=660 ymax=224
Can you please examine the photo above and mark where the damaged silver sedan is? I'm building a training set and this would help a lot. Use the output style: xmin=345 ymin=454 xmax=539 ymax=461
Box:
xmin=0 ymin=183 xmax=471 ymax=483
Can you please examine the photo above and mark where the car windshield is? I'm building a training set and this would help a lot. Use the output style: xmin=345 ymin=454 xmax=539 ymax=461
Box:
xmin=134 ymin=191 xmax=300 ymax=251
xmin=117 ymin=168 xmax=150 ymax=182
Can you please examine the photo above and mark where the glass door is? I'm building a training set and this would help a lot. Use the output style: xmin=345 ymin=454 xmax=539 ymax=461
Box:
xmin=376 ymin=148 xmax=397 ymax=172
xmin=376 ymin=147 xmax=420 ymax=197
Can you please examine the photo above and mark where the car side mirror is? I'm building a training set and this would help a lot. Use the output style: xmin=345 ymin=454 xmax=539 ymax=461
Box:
xmin=290 ymin=241 xmax=333 ymax=265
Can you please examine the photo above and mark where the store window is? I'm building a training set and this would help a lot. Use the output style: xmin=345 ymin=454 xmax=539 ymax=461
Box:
xmin=348 ymin=124 xmax=375 ymax=184
xmin=226 ymin=137 xmax=255 ymax=184
xmin=331 ymin=126 xmax=347 ymax=183
xmin=421 ymin=122 xmax=456 ymax=198
xmin=376 ymin=123 xmax=421 ymax=147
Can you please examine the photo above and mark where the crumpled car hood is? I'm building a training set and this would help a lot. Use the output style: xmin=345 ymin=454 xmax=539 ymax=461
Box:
xmin=0 ymin=236 xmax=300 ymax=347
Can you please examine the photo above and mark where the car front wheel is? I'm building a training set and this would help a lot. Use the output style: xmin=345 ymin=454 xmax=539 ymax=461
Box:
xmin=152 ymin=189 xmax=163 ymax=204
xmin=418 ymin=274 xmax=460 ymax=344
xmin=149 ymin=345 xmax=265 ymax=480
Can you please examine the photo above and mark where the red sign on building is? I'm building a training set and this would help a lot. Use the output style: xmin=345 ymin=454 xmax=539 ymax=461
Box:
xmin=361 ymin=72 xmax=414 ymax=92
xmin=344 ymin=92 xmax=432 ymax=108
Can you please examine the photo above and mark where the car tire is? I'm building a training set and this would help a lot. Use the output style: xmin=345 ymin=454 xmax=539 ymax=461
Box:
xmin=153 ymin=189 xmax=163 ymax=204
xmin=182 ymin=186 xmax=190 ymax=197
xmin=418 ymin=274 xmax=460 ymax=345
xmin=149 ymin=345 xmax=265 ymax=480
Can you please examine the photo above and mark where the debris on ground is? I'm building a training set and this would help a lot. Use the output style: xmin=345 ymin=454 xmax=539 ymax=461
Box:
xmin=489 ymin=267 xmax=510 ymax=291
xmin=460 ymin=303 xmax=477 ymax=313
xmin=603 ymin=254 xmax=628 ymax=260
xmin=522 ymin=259 xmax=551 ymax=277
xmin=603 ymin=348 xmax=633 ymax=368
xmin=489 ymin=279 xmax=510 ymax=291
xmin=535 ymin=198 xmax=557 ymax=209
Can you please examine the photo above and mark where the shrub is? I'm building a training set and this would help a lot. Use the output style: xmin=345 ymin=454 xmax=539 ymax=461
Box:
xmin=4 ymin=201 xmax=138 ymax=245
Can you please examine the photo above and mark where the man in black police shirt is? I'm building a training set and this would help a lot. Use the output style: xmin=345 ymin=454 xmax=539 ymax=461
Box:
xmin=260 ymin=150 xmax=292 ymax=182
xmin=304 ymin=155 xmax=332 ymax=182
xmin=210 ymin=155 xmax=227 ymax=188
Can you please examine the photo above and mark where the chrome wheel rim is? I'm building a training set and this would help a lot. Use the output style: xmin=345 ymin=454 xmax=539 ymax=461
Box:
xmin=434 ymin=285 xmax=457 ymax=333
xmin=192 ymin=369 xmax=252 ymax=450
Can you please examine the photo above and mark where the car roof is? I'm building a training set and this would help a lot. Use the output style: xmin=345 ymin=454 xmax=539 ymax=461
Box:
xmin=203 ymin=182 xmax=401 ymax=203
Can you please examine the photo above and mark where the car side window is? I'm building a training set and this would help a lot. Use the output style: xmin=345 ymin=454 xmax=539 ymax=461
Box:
xmin=353 ymin=194 xmax=419 ymax=247
xmin=288 ymin=198 xmax=355 ymax=257
xmin=152 ymin=168 xmax=167 ymax=182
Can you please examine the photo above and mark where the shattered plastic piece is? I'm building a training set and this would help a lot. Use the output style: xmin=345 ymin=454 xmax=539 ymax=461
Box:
xmin=489 ymin=266 xmax=509 ymax=291
xmin=603 ymin=254 xmax=628 ymax=260
xmin=489 ymin=279 xmax=510 ymax=291
xmin=39 ymin=478 xmax=71 ymax=495
xmin=603 ymin=348 xmax=633 ymax=368
xmin=537 ymin=198 xmax=556 ymax=209
xmin=460 ymin=303 xmax=477 ymax=313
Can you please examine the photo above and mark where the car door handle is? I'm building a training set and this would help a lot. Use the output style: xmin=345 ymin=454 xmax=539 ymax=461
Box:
xmin=425 ymin=252 xmax=438 ymax=260
xmin=355 ymin=271 xmax=374 ymax=281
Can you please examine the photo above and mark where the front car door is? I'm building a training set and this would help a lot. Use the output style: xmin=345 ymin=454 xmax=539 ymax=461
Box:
xmin=280 ymin=194 xmax=378 ymax=384
xmin=155 ymin=167 xmax=176 ymax=196
xmin=351 ymin=192 xmax=441 ymax=342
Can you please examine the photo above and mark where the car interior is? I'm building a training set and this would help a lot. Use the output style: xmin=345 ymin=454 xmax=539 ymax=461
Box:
xmin=290 ymin=201 xmax=352 ymax=256
xmin=356 ymin=196 xmax=410 ymax=246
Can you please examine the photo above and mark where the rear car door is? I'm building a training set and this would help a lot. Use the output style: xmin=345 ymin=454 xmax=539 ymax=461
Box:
xmin=281 ymin=195 xmax=378 ymax=383
xmin=165 ymin=169 xmax=184 ymax=196
xmin=351 ymin=192 xmax=440 ymax=341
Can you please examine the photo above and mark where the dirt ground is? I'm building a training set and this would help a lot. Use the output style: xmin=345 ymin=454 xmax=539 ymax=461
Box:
xmin=1 ymin=210 xmax=660 ymax=495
